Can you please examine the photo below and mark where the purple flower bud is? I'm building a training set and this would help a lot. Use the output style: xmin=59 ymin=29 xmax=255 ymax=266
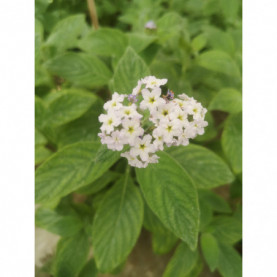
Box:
xmin=128 ymin=94 xmax=138 ymax=103
xmin=166 ymin=89 xmax=174 ymax=100
xmin=145 ymin=20 xmax=157 ymax=30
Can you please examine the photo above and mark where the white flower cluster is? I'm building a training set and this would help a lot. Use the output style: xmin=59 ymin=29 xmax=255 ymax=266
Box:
xmin=98 ymin=76 xmax=208 ymax=168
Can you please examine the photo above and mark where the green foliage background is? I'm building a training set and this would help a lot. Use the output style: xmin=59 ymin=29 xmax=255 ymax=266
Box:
xmin=35 ymin=0 xmax=242 ymax=276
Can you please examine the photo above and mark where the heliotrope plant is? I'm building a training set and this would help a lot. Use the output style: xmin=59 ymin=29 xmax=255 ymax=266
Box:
xmin=98 ymin=76 xmax=208 ymax=168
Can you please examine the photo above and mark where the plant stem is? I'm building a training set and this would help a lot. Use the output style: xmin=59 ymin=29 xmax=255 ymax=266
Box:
xmin=87 ymin=0 xmax=99 ymax=29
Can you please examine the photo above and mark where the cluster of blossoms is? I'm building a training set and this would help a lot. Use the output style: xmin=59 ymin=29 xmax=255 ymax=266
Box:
xmin=98 ymin=76 xmax=208 ymax=168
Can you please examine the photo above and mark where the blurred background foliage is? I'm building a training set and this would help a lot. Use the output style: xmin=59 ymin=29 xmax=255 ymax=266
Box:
xmin=35 ymin=0 xmax=242 ymax=276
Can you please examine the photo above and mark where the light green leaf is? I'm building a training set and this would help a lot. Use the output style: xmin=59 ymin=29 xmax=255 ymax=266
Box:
xmin=45 ymin=52 xmax=112 ymax=88
xmin=56 ymin=100 xmax=103 ymax=148
xmin=198 ymin=190 xmax=231 ymax=213
xmin=52 ymin=232 xmax=90 ymax=277
xmin=199 ymin=201 xmax=213 ymax=231
xmin=128 ymin=33 xmax=157 ymax=53
xmin=44 ymin=89 xmax=98 ymax=128
xmin=45 ymin=14 xmax=88 ymax=53
xmin=163 ymin=242 xmax=198 ymax=277
xmin=79 ymin=259 xmax=98 ymax=277
xmin=113 ymin=47 xmax=150 ymax=94
xmin=35 ymin=142 xmax=120 ymax=204
xmin=35 ymin=96 xmax=47 ymax=128
xmin=218 ymin=242 xmax=242 ymax=277
xmin=201 ymin=233 xmax=219 ymax=272
xmin=222 ymin=112 xmax=242 ymax=173
xmin=136 ymin=152 xmax=199 ymax=250
xmin=92 ymin=170 xmax=144 ymax=272
xmin=209 ymin=88 xmax=242 ymax=113
xmin=78 ymin=27 xmax=128 ymax=58
xmin=35 ymin=145 xmax=52 ymax=165
xmin=197 ymin=50 xmax=240 ymax=77
xmin=35 ymin=19 xmax=43 ymax=66
xmin=167 ymin=144 xmax=235 ymax=188
xmin=220 ymin=0 xmax=240 ymax=23
xmin=35 ymin=208 xmax=83 ymax=237
xmin=207 ymin=216 xmax=242 ymax=244
xmin=35 ymin=129 xmax=47 ymax=146
xmin=77 ymin=170 xmax=121 ymax=195
xmin=191 ymin=34 xmax=207 ymax=52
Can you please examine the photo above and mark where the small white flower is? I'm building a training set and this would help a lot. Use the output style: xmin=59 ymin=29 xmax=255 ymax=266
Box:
xmin=145 ymin=20 xmax=157 ymax=30
xmin=120 ymin=104 xmax=142 ymax=120
xmin=121 ymin=152 xmax=144 ymax=168
xmin=103 ymin=92 xmax=125 ymax=111
xmin=130 ymin=135 xmax=155 ymax=162
xmin=132 ymin=79 xmax=143 ymax=95
xmin=106 ymin=130 xmax=126 ymax=151
xmin=99 ymin=111 xmax=121 ymax=134
xmin=152 ymin=127 xmax=164 ymax=151
xmin=159 ymin=120 xmax=182 ymax=143
xmin=122 ymin=119 xmax=144 ymax=145
xmin=152 ymin=102 xmax=176 ymax=121
xmin=142 ymin=76 xmax=167 ymax=89
xmin=140 ymin=88 xmax=165 ymax=111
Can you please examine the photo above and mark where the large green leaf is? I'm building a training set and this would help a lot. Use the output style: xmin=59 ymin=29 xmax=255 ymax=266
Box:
xmin=44 ymin=89 xmax=98 ymax=128
xmin=167 ymin=144 xmax=234 ymax=188
xmin=128 ymin=33 xmax=157 ymax=53
xmin=79 ymin=259 xmax=98 ymax=277
xmin=222 ymin=112 xmax=242 ymax=173
xmin=163 ymin=242 xmax=199 ymax=277
xmin=35 ymin=208 xmax=83 ymax=237
xmin=113 ymin=47 xmax=150 ymax=94
xmin=209 ymin=88 xmax=242 ymax=114
xmin=78 ymin=27 xmax=128 ymax=58
xmin=201 ymin=233 xmax=219 ymax=272
xmin=136 ymin=151 xmax=199 ymax=250
xmin=45 ymin=52 xmax=112 ymax=88
xmin=220 ymin=0 xmax=240 ymax=23
xmin=35 ymin=142 xmax=120 ymax=204
xmin=218 ymin=242 xmax=242 ymax=277
xmin=197 ymin=50 xmax=240 ymax=77
xmin=52 ymin=232 xmax=90 ymax=277
xmin=45 ymin=14 xmax=88 ymax=53
xmin=92 ymin=170 xmax=144 ymax=272
xmin=35 ymin=145 xmax=53 ymax=165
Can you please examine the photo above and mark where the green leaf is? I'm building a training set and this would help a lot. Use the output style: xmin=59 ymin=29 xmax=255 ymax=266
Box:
xmin=113 ymin=47 xmax=150 ymax=94
xmin=207 ymin=216 xmax=242 ymax=244
xmin=35 ymin=145 xmax=52 ymax=165
xmin=35 ymin=129 xmax=47 ymax=145
xmin=56 ymin=100 xmax=103 ymax=148
xmin=199 ymin=201 xmax=213 ymax=231
xmin=198 ymin=190 xmax=231 ymax=213
xmin=45 ymin=14 xmax=88 ymax=53
xmin=35 ymin=142 xmax=120 ymax=204
xmin=92 ymin=170 xmax=144 ymax=272
xmin=143 ymin=203 xmax=178 ymax=255
xmin=44 ymin=89 xmax=98 ymax=128
xmin=209 ymin=88 xmax=242 ymax=113
xmin=163 ymin=242 xmax=198 ymax=277
xmin=218 ymin=243 xmax=242 ymax=277
xmin=35 ymin=96 xmax=47 ymax=128
xmin=78 ymin=27 xmax=128 ymax=58
xmin=166 ymin=144 xmax=235 ymax=189
xmin=35 ymin=19 xmax=43 ymax=66
xmin=197 ymin=50 xmax=240 ymax=77
xmin=136 ymin=151 xmax=199 ymax=250
xmin=220 ymin=0 xmax=240 ymax=23
xmin=79 ymin=259 xmax=98 ymax=277
xmin=52 ymin=232 xmax=90 ymax=277
xmin=35 ymin=208 xmax=83 ymax=237
xmin=77 ymin=170 xmax=121 ymax=195
xmin=128 ymin=33 xmax=157 ymax=53
xmin=222 ymin=112 xmax=242 ymax=174
xmin=191 ymin=34 xmax=207 ymax=52
xmin=45 ymin=52 xmax=112 ymax=88
xmin=201 ymin=233 xmax=219 ymax=272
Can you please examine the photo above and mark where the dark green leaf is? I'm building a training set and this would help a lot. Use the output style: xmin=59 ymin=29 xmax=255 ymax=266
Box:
xmin=128 ymin=33 xmax=157 ymax=53
xmin=35 ymin=145 xmax=52 ymax=165
xmin=113 ymin=47 xmax=150 ymax=94
xmin=35 ymin=142 xmax=120 ymax=204
xmin=92 ymin=170 xmax=144 ymax=272
xmin=167 ymin=144 xmax=235 ymax=188
xmin=79 ymin=259 xmax=98 ymax=277
xmin=136 ymin=152 xmax=199 ymax=250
